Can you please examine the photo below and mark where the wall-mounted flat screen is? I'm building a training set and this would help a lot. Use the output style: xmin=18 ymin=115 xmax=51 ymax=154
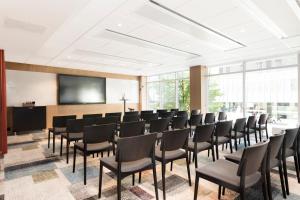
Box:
xmin=58 ymin=74 xmax=106 ymax=104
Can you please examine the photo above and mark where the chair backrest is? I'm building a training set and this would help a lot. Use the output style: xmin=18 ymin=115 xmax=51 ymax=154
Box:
xmin=124 ymin=111 xmax=139 ymax=116
xmin=97 ymin=116 xmax=119 ymax=125
xmin=177 ymin=111 xmax=188 ymax=118
xmin=160 ymin=129 xmax=189 ymax=151
xmin=116 ymin=133 xmax=157 ymax=162
xmin=233 ymin=118 xmax=246 ymax=132
xmin=215 ymin=120 xmax=232 ymax=137
xmin=160 ymin=111 xmax=175 ymax=119
xmin=157 ymin=109 xmax=167 ymax=115
xmin=83 ymin=114 xmax=102 ymax=119
xmin=141 ymin=113 xmax=158 ymax=123
xmin=123 ymin=115 xmax=140 ymax=123
xmin=172 ymin=116 xmax=187 ymax=129
xmin=283 ymin=128 xmax=299 ymax=152
xmin=246 ymin=116 xmax=256 ymax=129
xmin=140 ymin=110 xmax=154 ymax=119
xmin=53 ymin=115 xmax=76 ymax=127
xmin=105 ymin=112 xmax=122 ymax=122
xmin=66 ymin=119 xmax=84 ymax=133
xmin=83 ymin=124 xmax=115 ymax=144
xmin=238 ymin=140 xmax=269 ymax=176
xmin=191 ymin=109 xmax=200 ymax=115
xmin=204 ymin=113 xmax=215 ymax=124
xmin=149 ymin=118 xmax=170 ymax=133
xmin=193 ymin=124 xmax=215 ymax=143
xmin=218 ymin=112 xmax=227 ymax=121
xmin=267 ymin=134 xmax=285 ymax=166
xmin=83 ymin=116 xmax=102 ymax=126
xmin=189 ymin=114 xmax=203 ymax=126
xmin=119 ymin=121 xmax=145 ymax=138
xmin=170 ymin=108 xmax=179 ymax=115
xmin=258 ymin=114 xmax=268 ymax=125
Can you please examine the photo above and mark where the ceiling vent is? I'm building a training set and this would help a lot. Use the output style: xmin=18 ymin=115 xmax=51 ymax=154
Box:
xmin=4 ymin=17 xmax=46 ymax=34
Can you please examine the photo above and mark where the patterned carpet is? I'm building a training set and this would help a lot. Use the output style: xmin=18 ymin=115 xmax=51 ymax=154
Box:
xmin=0 ymin=131 xmax=299 ymax=200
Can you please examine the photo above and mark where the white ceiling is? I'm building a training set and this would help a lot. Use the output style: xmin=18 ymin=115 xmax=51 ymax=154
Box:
xmin=1 ymin=0 xmax=300 ymax=75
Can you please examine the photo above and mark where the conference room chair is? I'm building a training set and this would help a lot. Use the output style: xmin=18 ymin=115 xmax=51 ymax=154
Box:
xmin=122 ymin=114 xmax=140 ymax=123
xmin=246 ymin=115 xmax=257 ymax=145
xmin=82 ymin=113 xmax=102 ymax=119
xmin=105 ymin=112 xmax=122 ymax=123
xmin=204 ymin=112 xmax=215 ymax=124
xmin=218 ymin=112 xmax=227 ymax=121
xmin=213 ymin=121 xmax=233 ymax=160
xmin=160 ymin=111 xmax=175 ymax=119
xmin=155 ymin=129 xmax=191 ymax=200
xmin=225 ymin=134 xmax=286 ymax=199
xmin=149 ymin=118 xmax=170 ymax=141
xmin=171 ymin=116 xmax=187 ymax=130
xmin=98 ymin=134 xmax=158 ymax=200
xmin=194 ymin=140 xmax=269 ymax=200
xmin=140 ymin=110 xmax=154 ymax=120
xmin=141 ymin=113 xmax=158 ymax=131
xmin=83 ymin=116 xmax=102 ymax=126
xmin=124 ymin=111 xmax=139 ymax=116
xmin=191 ymin=109 xmax=201 ymax=115
xmin=98 ymin=116 xmax=119 ymax=130
xmin=48 ymin=115 xmax=76 ymax=153
xmin=60 ymin=119 xmax=84 ymax=164
xmin=255 ymin=114 xmax=269 ymax=141
xmin=188 ymin=124 xmax=215 ymax=168
xmin=177 ymin=111 xmax=188 ymax=118
xmin=114 ymin=121 xmax=145 ymax=142
xmin=73 ymin=124 xmax=115 ymax=185
xmin=157 ymin=109 xmax=168 ymax=118
xmin=282 ymin=128 xmax=300 ymax=195
xmin=231 ymin=118 xmax=247 ymax=151
xmin=170 ymin=108 xmax=179 ymax=115
xmin=188 ymin=114 xmax=203 ymax=136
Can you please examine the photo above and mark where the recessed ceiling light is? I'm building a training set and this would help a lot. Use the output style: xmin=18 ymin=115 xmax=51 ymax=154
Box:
xmin=117 ymin=23 xmax=122 ymax=27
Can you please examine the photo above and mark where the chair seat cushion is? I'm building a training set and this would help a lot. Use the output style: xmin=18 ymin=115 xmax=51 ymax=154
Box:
xmin=75 ymin=141 xmax=112 ymax=152
xmin=231 ymin=131 xmax=244 ymax=138
xmin=224 ymin=150 xmax=243 ymax=163
xmin=155 ymin=147 xmax=185 ymax=160
xmin=50 ymin=127 xmax=66 ymax=134
xmin=270 ymin=158 xmax=279 ymax=169
xmin=196 ymin=159 xmax=261 ymax=189
xmin=101 ymin=156 xmax=152 ymax=173
xmin=61 ymin=132 xmax=83 ymax=140
xmin=285 ymin=148 xmax=295 ymax=157
xmin=213 ymin=136 xmax=230 ymax=144
xmin=188 ymin=141 xmax=211 ymax=152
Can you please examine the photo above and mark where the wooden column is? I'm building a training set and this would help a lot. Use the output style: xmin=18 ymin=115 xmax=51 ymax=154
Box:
xmin=0 ymin=49 xmax=7 ymax=154
xmin=190 ymin=65 xmax=207 ymax=113
xmin=138 ymin=76 xmax=147 ymax=111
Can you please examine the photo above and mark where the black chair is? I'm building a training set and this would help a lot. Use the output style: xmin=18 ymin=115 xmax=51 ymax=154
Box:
xmin=170 ymin=108 xmax=179 ymax=115
xmin=124 ymin=111 xmax=139 ymax=116
xmin=83 ymin=114 xmax=102 ymax=119
xmin=231 ymin=118 xmax=247 ymax=151
xmin=246 ymin=115 xmax=257 ymax=145
xmin=191 ymin=109 xmax=200 ymax=115
xmin=98 ymin=116 xmax=119 ymax=129
xmin=157 ymin=109 xmax=168 ymax=117
xmin=83 ymin=116 xmax=102 ymax=126
xmin=194 ymin=140 xmax=269 ymax=200
xmin=177 ymin=111 xmax=188 ymax=118
xmin=255 ymin=114 xmax=269 ymax=141
xmin=149 ymin=118 xmax=170 ymax=141
xmin=48 ymin=115 xmax=76 ymax=153
xmin=73 ymin=124 xmax=115 ymax=185
xmin=140 ymin=110 xmax=154 ymax=120
xmin=160 ymin=111 xmax=175 ymax=119
xmin=155 ymin=129 xmax=191 ymax=200
xmin=105 ymin=112 xmax=122 ymax=123
xmin=204 ymin=113 xmax=215 ymax=124
xmin=60 ymin=119 xmax=84 ymax=164
xmin=225 ymin=134 xmax=286 ymax=199
xmin=218 ymin=112 xmax=227 ymax=121
xmin=188 ymin=114 xmax=203 ymax=136
xmin=188 ymin=124 xmax=215 ymax=168
xmin=115 ymin=121 xmax=145 ymax=142
xmin=98 ymin=134 xmax=158 ymax=200
xmin=214 ymin=121 xmax=233 ymax=159
xmin=171 ymin=116 xmax=187 ymax=130
xmin=122 ymin=115 xmax=140 ymax=123
xmin=141 ymin=113 xmax=158 ymax=124
xmin=282 ymin=128 xmax=300 ymax=195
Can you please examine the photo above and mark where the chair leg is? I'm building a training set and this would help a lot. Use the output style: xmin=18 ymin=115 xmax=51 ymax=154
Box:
xmin=84 ymin=153 xmax=87 ymax=185
xmin=117 ymin=173 xmax=121 ymax=200
xmin=66 ymin=140 xmax=70 ymax=164
xmin=294 ymin=155 xmax=300 ymax=183
xmin=152 ymin=164 xmax=159 ymax=200
xmin=188 ymin=151 xmax=191 ymax=164
xmin=211 ymin=146 xmax=215 ymax=162
xmin=259 ymin=129 xmax=262 ymax=142
xmin=48 ymin=130 xmax=50 ymax=148
xmin=265 ymin=128 xmax=269 ymax=139
xmin=279 ymin=164 xmax=287 ymax=198
xmin=218 ymin=185 xmax=221 ymax=200
xmin=216 ymin=144 xmax=219 ymax=160
xmin=139 ymin=172 xmax=142 ymax=183
xmin=222 ymin=187 xmax=225 ymax=195
xmin=262 ymin=176 xmax=268 ymax=200
xmin=132 ymin=173 xmax=135 ymax=186
xmin=283 ymin=157 xmax=290 ymax=195
xmin=243 ymin=135 xmax=247 ymax=148
xmin=162 ymin=163 xmax=166 ymax=200
xmin=229 ymin=141 xmax=233 ymax=153
xmin=247 ymin=132 xmax=250 ymax=146
xmin=266 ymin=170 xmax=272 ymax=200
xmin=234 ymin=139 xmax=238 ymax=151
xmin=101 ymin=152 xmax=103 ymax=158
xmin=98 ymin=163 xmax=103 ymax=198
xmin=72 ymin=146 xmax=76 ymax=173
xmin=194 ymin=151 xmax=198 ymax=169
xmin=60 ymin=136 xmax=63 ymax=156
xmin=107 ymin=150 xmax=110 ymax=157
xmin=186 ymin=156 xmax=191 ymax=186
xmin=222 ymin=144 xmax=224 ymax=151
xmin=52 ymin=134 xmax=56 ymax=153
xmin=194 ymin=174 xmax=199 ymax=200
xmin=170 ymin=161 xmax=173 ymax=171
xmin=240 ymin=188 xmax=245 ymax=200
xmin=254 ymin=131 xmax=258 ymax=143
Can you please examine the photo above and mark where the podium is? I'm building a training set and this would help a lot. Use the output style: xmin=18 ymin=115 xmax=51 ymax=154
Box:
xmin=120 ymin=98 xmax=129 ymax=113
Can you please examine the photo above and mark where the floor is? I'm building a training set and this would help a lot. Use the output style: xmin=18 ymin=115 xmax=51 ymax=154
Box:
xmin=0 ymin=131 xmax=299 ymax=200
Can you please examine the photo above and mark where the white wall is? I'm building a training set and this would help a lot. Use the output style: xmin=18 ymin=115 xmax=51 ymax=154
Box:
xmin=6 ymin=70 xmax=139 ymax=106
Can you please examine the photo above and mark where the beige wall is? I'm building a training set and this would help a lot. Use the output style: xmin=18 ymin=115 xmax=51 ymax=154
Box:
xmin=190 ymin=65 xmax=207 ymax=113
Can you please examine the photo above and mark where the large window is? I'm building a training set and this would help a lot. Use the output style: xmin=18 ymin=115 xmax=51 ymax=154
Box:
xmin=207 ymin=54 xmax=299 ymax=126
xmin=147 ymin=71 xmax=190 ymax=110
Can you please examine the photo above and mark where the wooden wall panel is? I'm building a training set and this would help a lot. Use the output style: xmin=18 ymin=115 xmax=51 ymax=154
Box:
xmin=190 ymin=65 xmax=207 ymax=113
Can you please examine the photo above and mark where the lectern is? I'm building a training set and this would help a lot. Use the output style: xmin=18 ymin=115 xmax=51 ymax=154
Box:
xmin=120 ymin=97 xmax=129 ymax=113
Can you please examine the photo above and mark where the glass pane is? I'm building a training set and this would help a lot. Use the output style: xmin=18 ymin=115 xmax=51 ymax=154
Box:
xmin=147 ymin=75 xmax=159 ymax=82
xmin=147 ymin=82 xmax=160 ymax=110
xmin=160 ymin=73 xmax=176 ymax=81
xmin=178 ymin=79 xmax=190 ymax=111
xmin=245 ymin=67 xmax=298 ymax=126
xmin=177 ymin=70 xmax=189 ymax=79
xmin=161 ymin=80 xmax=176 ymax=109
xmin=208 ymin=73 xmax=243 ymax=120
